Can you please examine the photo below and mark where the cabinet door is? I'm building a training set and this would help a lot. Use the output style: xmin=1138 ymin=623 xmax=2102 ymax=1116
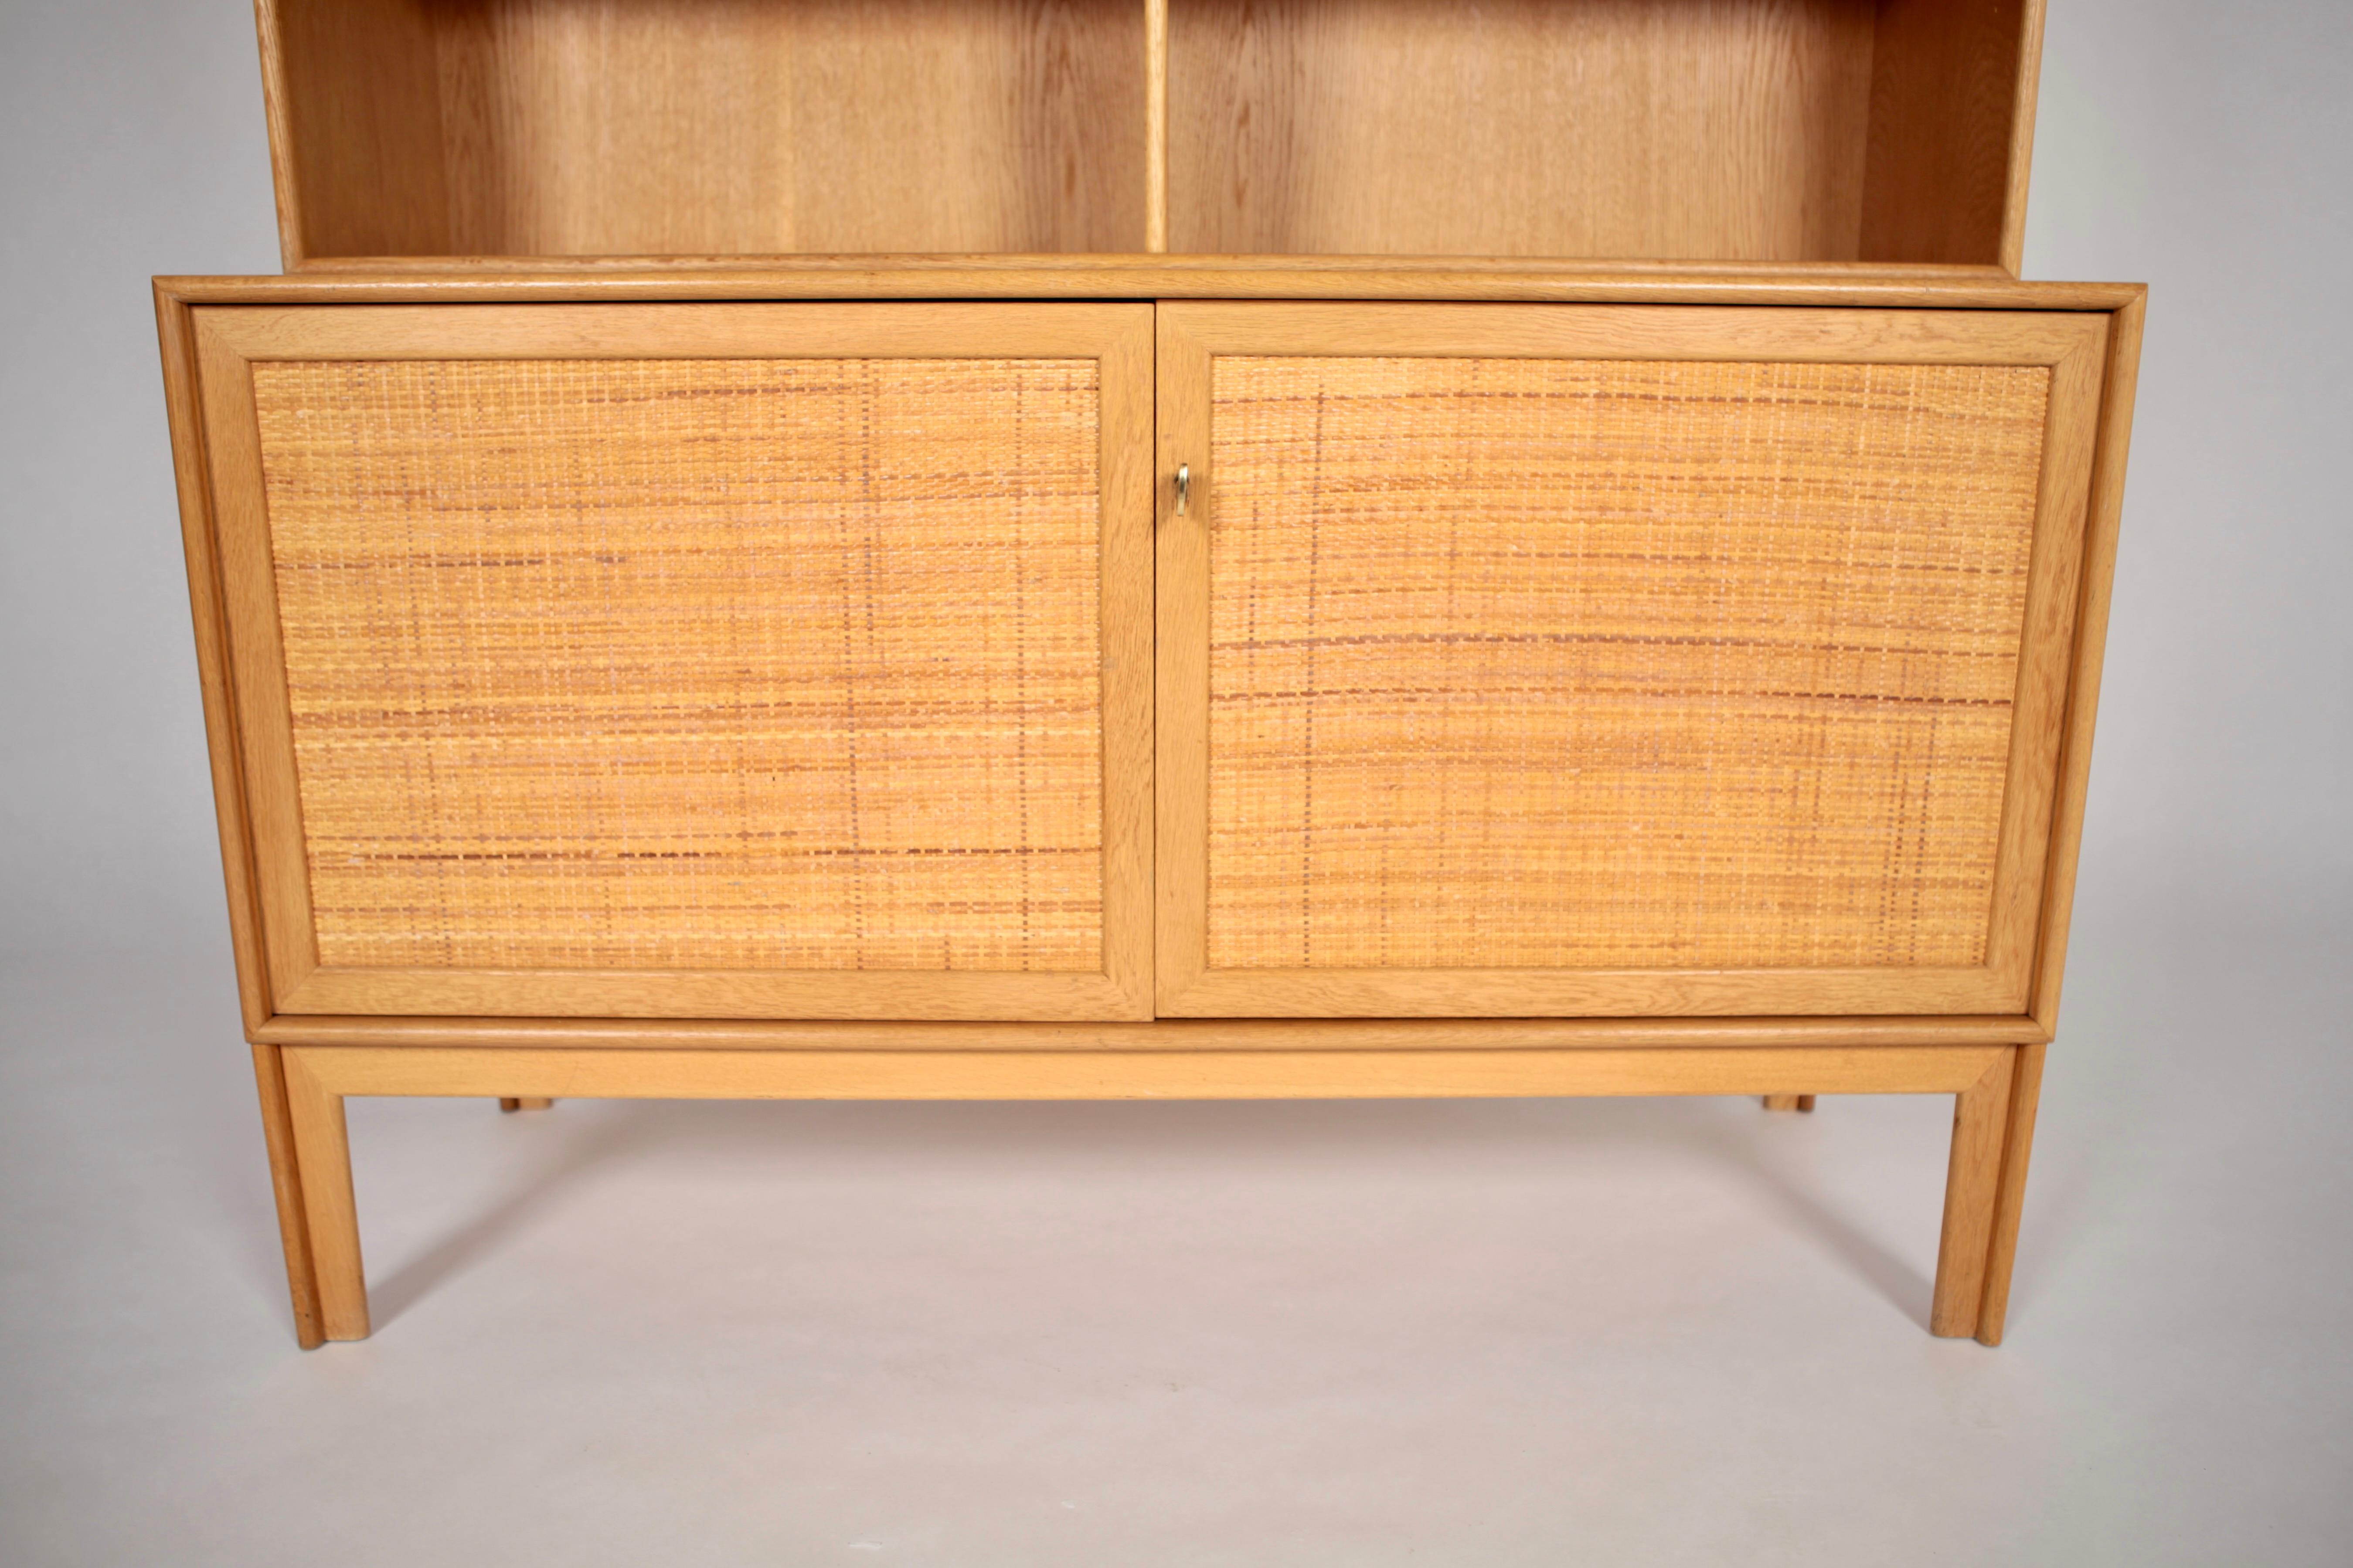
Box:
xmin=1156 ymin=302 xmax=2109 ymax=1018
xmin=190 ymin=302 xmax=1152 ymax=1020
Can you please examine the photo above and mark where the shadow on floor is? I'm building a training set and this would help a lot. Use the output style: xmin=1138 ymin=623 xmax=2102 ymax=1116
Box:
xmin=356 ymin=1093 xmax=1939 ymax=1334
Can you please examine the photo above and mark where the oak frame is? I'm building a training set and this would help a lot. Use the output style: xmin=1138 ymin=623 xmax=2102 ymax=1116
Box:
xmin=253 ymin=0 xmax=2047 ymax=273
xmin=269 ymin=1039 xmax=2036 ymax=1348
xmin=154 ymin=271 xmax=2139 ymax=1350
xmin=1155 ymin=301 xmax=2110 ymax=1020
xmin=186 ymin=300 xmax=1158 ymax=1022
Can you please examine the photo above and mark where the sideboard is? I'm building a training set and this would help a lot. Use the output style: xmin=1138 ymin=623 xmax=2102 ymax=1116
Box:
xmin=158 ymin=0 xmax=2141 ymax=1347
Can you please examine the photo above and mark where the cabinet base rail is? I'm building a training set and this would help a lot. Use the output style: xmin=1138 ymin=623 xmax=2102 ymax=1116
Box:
xmin=252 ymin=1040 xmax=2044 ymax=1351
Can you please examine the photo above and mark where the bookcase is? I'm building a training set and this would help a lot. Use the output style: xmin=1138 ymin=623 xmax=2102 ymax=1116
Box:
xmin=156 ymin=0 xmax=2142 ymax=1347
xmin=256 ymin=0 xmax=2042 ymax=268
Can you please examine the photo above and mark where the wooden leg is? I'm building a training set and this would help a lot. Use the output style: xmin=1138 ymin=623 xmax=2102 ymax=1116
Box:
xmin=250 ymin=1045 xmax=326 ymax=1350
xmin=1974 ymin=1042 xmax=2047 ymax=1347
xmin=280 ymin=1048 xmax=371 ymax=1342
xmin=499 ymin=1097 xmax=554 ymax=1113
xmin=1761 ymin=1094 xmax=1816 ymax=1112
xmin=1929 ymin=1048 xmax=2018 ymax=1340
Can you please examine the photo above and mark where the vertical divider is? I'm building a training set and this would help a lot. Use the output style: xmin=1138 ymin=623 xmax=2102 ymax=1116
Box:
xmin=1146 ymin=0 xmax=1170 ymax=252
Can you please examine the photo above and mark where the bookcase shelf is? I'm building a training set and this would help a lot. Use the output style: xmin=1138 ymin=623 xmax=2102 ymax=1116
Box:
xmin=261 ymin=0 xmax=2041 ymax=270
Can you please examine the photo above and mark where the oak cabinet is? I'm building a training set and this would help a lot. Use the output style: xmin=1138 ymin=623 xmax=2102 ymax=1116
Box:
xmin=159 ymin=0 xmax=2139 ymax=1348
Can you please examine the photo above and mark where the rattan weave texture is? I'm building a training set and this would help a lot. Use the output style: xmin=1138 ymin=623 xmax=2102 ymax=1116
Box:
xmin=254 ymin=356 xmax=1105 ymax=972
xmin=1206 ymin=355 xmax=2050 ymax=972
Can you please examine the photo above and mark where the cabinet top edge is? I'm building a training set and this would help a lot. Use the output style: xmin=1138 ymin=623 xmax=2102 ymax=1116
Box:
xmin=250 ymin=1014 xmax=2057 ymax=1051
xmin=155 ymin=260 xmax=2145 ymax=314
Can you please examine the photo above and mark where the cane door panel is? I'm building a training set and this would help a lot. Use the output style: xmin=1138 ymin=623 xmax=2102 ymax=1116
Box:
xmin=193 ymin=302 xmax=1153 ymax=1020
xmin=1156 ymin=302 xmax=2109 ymax=1018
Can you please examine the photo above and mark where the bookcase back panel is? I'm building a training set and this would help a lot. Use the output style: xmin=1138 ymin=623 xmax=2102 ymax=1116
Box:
xmin=1171 ymin=0 xmax=2035 ymax=265
xmin=1200 ymin=353 xmax=2049 ymax=971
xmin=1173 ymin=0 xmax=1880 ymax=261
xmin=270 ymin=0 xmax=1149 ymax=261
xmin=252 ymin=355 xmax=1108 ymax=974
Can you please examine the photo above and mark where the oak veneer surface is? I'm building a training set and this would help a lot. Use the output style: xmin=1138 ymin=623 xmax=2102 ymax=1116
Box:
xmin=1174 ymin=0 xmax=1876 ymax=260
xmin=1170 ymin=0 xmax=2030 ymax=266
xmin=267 ymin=0 xmax=1149 ymax=261
xmin=262 ymin=0 xmax=2037 ymax=268
xmin=1860 ymin=0 xmax=2040 ymax=272
xmin=289 ymin=1042 xmax=2010 ymax=1102
xmin=1204 ymin=354 xmax=2050 ymax=971
xmin=160 ymin=263 xmax=2140 ymax=309
xmin=251 ymin=355 xmax=1108 ymax=973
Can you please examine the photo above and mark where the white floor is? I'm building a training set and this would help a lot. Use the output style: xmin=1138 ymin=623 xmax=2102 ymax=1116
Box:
xmin=3 ymin=855 xmax=2348 ymax=1566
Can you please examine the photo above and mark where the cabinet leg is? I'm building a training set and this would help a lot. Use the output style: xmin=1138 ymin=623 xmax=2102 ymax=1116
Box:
xmin=499 ymin=1097 xmax=554 ymax=1113
xmin=1974 ymin=1042 xmax=2047 ymax=1346
xmin=250 ymin=1045 xmax=326 ymax=1349
xmin=280 ymin=1048 xmax=371 ymax=1342
xmin=1761 ymin=1094 xmax=1816 ymax=1112
xmin=1930 ymin=1048 xmax=2020 ymax=1342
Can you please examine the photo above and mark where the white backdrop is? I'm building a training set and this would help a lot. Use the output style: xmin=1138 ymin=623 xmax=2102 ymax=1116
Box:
xmin=3 ymin=3 xmax=2350 ymax=1564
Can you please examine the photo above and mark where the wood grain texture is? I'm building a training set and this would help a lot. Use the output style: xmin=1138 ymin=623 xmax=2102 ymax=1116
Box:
xmin=261 ymin=0 xmax=452 ymax=265
xmin=1998 ymin=0 xmax=2048 ymax=275
xmin=2030 ymin=294 xmax=2145 ymax=1032
xmin=280 ymin=1047 xmax=369 ymax=1341
xmin=1977 ymin=309 xmax=2108 ymax=996
xmin=156 ymin=288 xmax=275 ymax=1033
xmin=1973 ymin=1037 xmax=2043 ymax=1344
xmin=191 ymin=301 xmax=1155 ymax=1020
xmin=262 ymin=0 xmax=1147 ymax=261
xmin=1173 ymin=0 xmax=1877 ymax=261
xmin=194 ymin=322 xmax=326 ymax=1011
xmin=1156 ymin=302 xmax=2111 ymax=1018
xmin=289 ymin=1042 xmax=2004 ymax=1100
xmin=160 ymin=265 xmax=2141 ymax=312
xmin=1156 ymin=296 xmax=1215 ymax=1022
xmin=1860 ymin=0 xmax=2040 ymax=269
xmin=248 ymin=1044 xmax=326 ymax=1348
xmin=1145 ymin=0 xmax=1169 ymax=252
xmin=1930 ymin=1047 xmax=2014 ymax=1338
xmin=256 ymin=0 xmax=2044 ymax=268
xmin=1095 ymin=309 xmax=1160 ymax=1016
xmin=254 ymin=1014 xmax=2054 ymax=1050
xmin=194 ymin=299 xmax=1158 ymax=362
xmin=252 ymin=0 xmax=310 ymax=268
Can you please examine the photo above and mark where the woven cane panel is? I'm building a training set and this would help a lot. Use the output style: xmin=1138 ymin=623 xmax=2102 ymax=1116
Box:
xmin=252 ymin=357 xmax=1104 ymax=972
xmin=1206 ymin=356 xmax=2051 ymax=972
